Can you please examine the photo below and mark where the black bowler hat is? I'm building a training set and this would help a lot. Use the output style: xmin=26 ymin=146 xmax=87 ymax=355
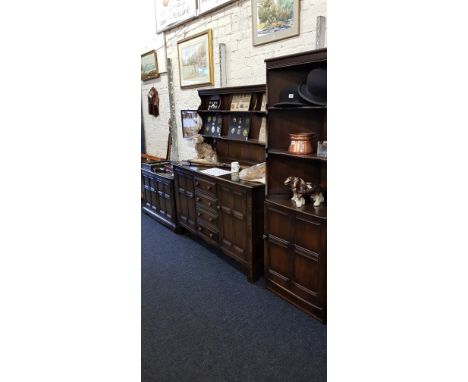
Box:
xmin=298 ymin=67 xmax=327 ymax=106
xmin=273 ymin=85 xmax=307 ymax=107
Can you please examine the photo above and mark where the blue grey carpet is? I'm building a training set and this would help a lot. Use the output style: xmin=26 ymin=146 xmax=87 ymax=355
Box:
xmin=142 ymin=212 xmax=326 ymax=382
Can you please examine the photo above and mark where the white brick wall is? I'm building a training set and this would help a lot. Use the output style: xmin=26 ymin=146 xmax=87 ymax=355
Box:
xmin=143 ymin=0 xmax=327 ymax=160
xmin=141 ymin=76 xmax=170 ymax=158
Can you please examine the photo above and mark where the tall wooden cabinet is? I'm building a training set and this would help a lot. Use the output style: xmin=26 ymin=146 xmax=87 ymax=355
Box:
xmin=264 ymin=49 xmax=327 ymax=323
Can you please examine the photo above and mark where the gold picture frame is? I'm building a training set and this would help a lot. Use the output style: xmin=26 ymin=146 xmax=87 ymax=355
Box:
xmin=251 ymin=0 xmax=300 ymax=46
xmin=177 ymin=30 xmax=214 ymax=89
xmin=141 ymin=50 xmax=160 ymax=81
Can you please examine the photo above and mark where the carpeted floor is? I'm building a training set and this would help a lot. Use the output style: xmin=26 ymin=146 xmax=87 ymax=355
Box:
xmin=142 ymin=211 xmax=326 ymax=382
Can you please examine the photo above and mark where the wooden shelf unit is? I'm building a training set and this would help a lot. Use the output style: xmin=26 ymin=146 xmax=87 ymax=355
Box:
xmin=264 ymin=48 xmax=327 ymax=323
xmin=197 ymin=85 xmax=267 ymax=165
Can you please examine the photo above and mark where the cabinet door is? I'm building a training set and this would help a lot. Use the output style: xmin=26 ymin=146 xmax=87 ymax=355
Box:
xmin=174 ymin=170 xmax=196 ymax=232
xmin=218 ymin=184 xmax=248 ymax=263
xmin=291 ymin=215 xmax=326 ymax=308
xmin=141 ymin=173 xmax=152 ymax=208
xmin=264 ymin=205 xmax=292 ymax=286
xmin=156 ymin=178 xmax=174 ymax=222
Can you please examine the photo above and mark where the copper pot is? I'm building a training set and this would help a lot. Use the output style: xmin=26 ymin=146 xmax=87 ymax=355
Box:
xmin=288 ymin=133 xmax=314 ymax=155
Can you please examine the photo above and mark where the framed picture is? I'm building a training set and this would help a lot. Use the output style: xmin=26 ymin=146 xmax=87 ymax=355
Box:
xmin=155 ymin=0 xmax=197 ymax=33
xmin=177 ymin=30 xmax=214 ymax=88
xmin=181 ymin=110 xmax=201 ymax=139
xmin=251 ymin=0 xmax=300 ymax=46
xmin=230 ymin=94 xmax=252 ymax=111
xmin=227 ymin=114 xmax=251 ymax=141
xmin=141 ymin=50 xmax=159 ymax=81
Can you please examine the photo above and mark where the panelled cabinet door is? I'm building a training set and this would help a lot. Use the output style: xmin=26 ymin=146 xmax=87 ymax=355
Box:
xmin=291 ymin=216 xmax=324 ymax=307
xmin=264 ymin=205 xmax=292 ymax=287
xmin=175 ymin=170 xmax=196 ymax=232
xmin=218 ymin=184 xmax=248 ymax=263
xmin=142 ymin=174 xmax=152 ymax=208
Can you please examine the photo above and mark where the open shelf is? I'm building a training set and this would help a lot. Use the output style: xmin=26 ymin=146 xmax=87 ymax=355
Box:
xmin=203 ymin=134 xmax=265 ymax=146
xmin=268 ymin=149 xmax=326 ymax=161
xmin=266 ymin=194 xmax=327 ymax=220
xmin=268 ymin=106 xmax=326 ymax=111
xmin=198 ymin=109 xmax=267 ymax=115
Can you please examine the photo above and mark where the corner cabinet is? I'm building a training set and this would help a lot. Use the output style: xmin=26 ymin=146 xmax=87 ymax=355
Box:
xmin=264 ymin=49 xmax=327 ymax=323
xmin=174 ymin=164 xmax=265 ymax=282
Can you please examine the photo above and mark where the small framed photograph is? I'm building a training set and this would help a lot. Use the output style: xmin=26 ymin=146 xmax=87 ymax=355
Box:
xmin=230 ymin=94 xmax=252 ymax=111
xmin=181 ymin=110 xmax=201 ymax=139
xmin=141 ymin=50 xmax=160 ymax=81
xmin=177 ymin=30 xmax=214 ymax=88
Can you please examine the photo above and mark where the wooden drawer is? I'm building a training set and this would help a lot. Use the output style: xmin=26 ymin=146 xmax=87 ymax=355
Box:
xmin=196 ymin=207 xmax=218 ymax=227
xmin=195 ymin=191 xmax=218 ymax=213
xmin=194 ymin=176 xmax=217 ymax=197
xmin=197 ymin=223 xmax=219 ymax=245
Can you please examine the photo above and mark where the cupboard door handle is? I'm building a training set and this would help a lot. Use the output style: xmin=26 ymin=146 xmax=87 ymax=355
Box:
xmin=196 ymin=197 xmax=200 ymax=202
xmin=195 ymin=182 xmax=200 ymax=186
xmin=198 ymin=227 xmax=202 ymax=231
xmin=207 ymin=186 xmax=212 ymax=190
xmin=208 ymin=217 xmax=213 ymax=222
xmin=209 ymin=233 xmax=214 ymax=238
xmin=216 ymin=205 xmax=220 ymax=210
xmin=197 ymin=212 xmax=201 ymax=217
xmin=208 ymin=202 xmax=212 ymax=207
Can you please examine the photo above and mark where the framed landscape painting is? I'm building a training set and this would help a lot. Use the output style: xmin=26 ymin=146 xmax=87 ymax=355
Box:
xmin=141 ymin=50 xmax=159 ymax=81
xmin=251 ymin=0 xmax=300 ymax=46
xmin=177 ymin=30 xmax=214 ymax=88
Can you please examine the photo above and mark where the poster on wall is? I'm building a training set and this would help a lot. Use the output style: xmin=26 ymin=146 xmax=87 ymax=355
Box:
xmin=155 ymin=0 xmax=197 ymax=32
xmin=197 ymin=0 xmax=235 ymax=15
xmin=251 ymin=0 xmax=300 ymax=46
xmin=177 ymin=30 xmax=214 ymax=88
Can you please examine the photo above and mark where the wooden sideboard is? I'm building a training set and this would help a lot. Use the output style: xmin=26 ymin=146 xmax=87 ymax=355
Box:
xmin=141 ymin=161 xmax=179 ymax=232
xmin=174 ymin=164 xmax=265 ymax=282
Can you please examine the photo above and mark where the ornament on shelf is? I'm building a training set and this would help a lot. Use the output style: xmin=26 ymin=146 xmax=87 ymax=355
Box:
xmin=284 ymin=176 xmax=324 ymax=208
xmin=193 ymin=134 xmax=217 ymax=163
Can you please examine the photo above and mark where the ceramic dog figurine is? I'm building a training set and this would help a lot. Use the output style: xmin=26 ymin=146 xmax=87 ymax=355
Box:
xmin=284 ymin=176 xmax=324 ymax=207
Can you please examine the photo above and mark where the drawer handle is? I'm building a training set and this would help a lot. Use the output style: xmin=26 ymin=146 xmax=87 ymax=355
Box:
xmin=216 ymin=205 xmax=220 ymax=210
xmin=195 ymin=182 xmax=200 ymax=186
xmin=197 ymin=212 xmax=201 ymax=217
xmin=209 ymin=233 xmax=214 ymax=238
xmin=207 ymin=186 xmax=212 ymax=190
xmin=198 ymin=227 xmax=202 ymax=231
xmin=208 ymin=202 xmax=212 ymax=207
xmin=208 ymin=217 xmax=213 ymax=222
xmin=196 ymin=197 xmax=200 ymax=202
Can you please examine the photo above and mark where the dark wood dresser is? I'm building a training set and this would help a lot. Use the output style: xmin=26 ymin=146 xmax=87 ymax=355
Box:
xmin=264 ymin=49 xmax=327 ymax=323
xmin=141 ymin=161 xmax=179 ymax=232
xmin=174 ymin=164 xmax=265 ymax=282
